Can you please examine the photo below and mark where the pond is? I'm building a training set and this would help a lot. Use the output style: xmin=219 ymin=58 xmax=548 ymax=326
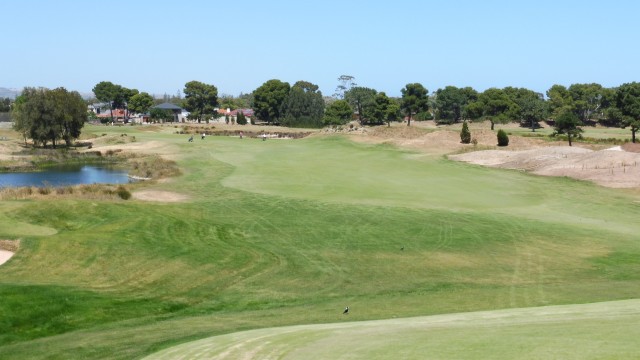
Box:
xmin=0 ymin=165 xmax=131 ymax=188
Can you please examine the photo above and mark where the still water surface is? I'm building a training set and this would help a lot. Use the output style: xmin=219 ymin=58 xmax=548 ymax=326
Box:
xmin=0 ymin=165 xmax=130 ymax=187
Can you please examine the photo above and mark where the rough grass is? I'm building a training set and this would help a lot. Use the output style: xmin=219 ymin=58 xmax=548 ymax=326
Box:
xmin=124 ymin=154 xmax=180 ymax=179
xmin=0 ymin=184 xmax=135 ymax=201
xmin=1 ymin=128 xmax=639 ymax=359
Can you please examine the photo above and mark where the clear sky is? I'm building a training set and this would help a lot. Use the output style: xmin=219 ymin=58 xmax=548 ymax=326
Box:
xmin=3 ymin=0 xmax=639 ymax=98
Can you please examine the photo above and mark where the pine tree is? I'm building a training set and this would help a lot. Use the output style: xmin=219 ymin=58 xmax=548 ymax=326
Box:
xmin=460 ymin=121 xmax=471 ymax=144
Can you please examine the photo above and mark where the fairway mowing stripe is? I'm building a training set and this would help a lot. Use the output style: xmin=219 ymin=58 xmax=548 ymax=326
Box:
xmin=143 ymin=299 xmax=640 ymax=360
xmin=510 ymin=252 xmax=521 ymax=307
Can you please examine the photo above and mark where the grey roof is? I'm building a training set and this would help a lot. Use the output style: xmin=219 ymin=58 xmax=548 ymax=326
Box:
xmin=153 ymin=102 xmax=183 ymax=110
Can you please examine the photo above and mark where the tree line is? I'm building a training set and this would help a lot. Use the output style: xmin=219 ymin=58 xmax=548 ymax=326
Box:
xmin=252 ymin=77 xmax=640 ymax=142
xmin=87 ymin=78 xmax=640 ymax=142
xmin=8 ymin=77 xmax=640 ymax=148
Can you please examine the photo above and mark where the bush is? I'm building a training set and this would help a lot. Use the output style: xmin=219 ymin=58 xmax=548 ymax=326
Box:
xmin=497 ymin=129 xmax=509 ymax=146
xmin=116 ymin=186 xmax=131 ymax=200
xmin=460 ymin=121 xmax=471 ymax=144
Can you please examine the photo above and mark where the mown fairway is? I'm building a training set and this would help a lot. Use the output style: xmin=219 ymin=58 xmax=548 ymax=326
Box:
xmin=1 ymin=125 xmax=640 ymax=359
xmin=144 ymin=299 xmax=640 ymax=360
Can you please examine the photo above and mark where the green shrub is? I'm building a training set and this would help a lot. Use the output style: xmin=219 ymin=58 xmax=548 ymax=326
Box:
xmin=497 ymin=129 xmax=509 ymax=146
xmin=460 ymin=121 xmax=471 ymax=144
xmin=116 ymin=186 xmax=131 ymax=200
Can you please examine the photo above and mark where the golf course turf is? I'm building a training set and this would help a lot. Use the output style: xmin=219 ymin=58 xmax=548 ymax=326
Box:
xmin=1 ymin=125 xmax=639 ymax=359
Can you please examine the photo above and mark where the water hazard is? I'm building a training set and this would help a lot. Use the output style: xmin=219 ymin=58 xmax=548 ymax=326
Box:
xmin=0 ymin=165 xmax=131 ymax=187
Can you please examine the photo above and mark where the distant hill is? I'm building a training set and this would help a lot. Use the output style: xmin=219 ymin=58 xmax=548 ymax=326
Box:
xmin=0 ymin=87 xmax=94 ymax=99
xmin=0 ymin=87 xmax=19 ymax=99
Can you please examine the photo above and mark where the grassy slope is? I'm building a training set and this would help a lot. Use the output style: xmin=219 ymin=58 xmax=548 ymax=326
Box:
xmin=1 ymin=126 xmax=640 ymax=358
xmin=143 ymin=299 xmax=640 ymax=360
xmin=504 ymin=122 xmax=634 ymax=141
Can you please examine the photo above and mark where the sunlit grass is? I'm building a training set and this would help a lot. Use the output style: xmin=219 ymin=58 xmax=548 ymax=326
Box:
xmin=1 ymin=125 xmax=639 ymax=359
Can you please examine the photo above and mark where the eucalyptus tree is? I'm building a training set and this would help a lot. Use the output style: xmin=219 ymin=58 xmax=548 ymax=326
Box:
xmin=502 ymin=87 xmax=547 ymax=130
xmin=52 ymin=87 xmax=87 ymax=146
xmin=400 ymin=83 xmax=429 ymax=126
xmin=183 ymin=81 xmax=218 ymax=123
xmin=546 ymin=84 xmax=574 ymax=119
xmin=281 ymin=81 xmax=325 ymax=128
xmin=252 ymin=79 xmax=290 ymax=124
xmin=568 ymin=83 xmax=609 ymax=123
xmin=518 ymin=93 xmax=548 ymax=131
xmin=12 ymin=87 xmax=86 ymax=147
xmin=333 ymin=75 xmax=357 ymax=99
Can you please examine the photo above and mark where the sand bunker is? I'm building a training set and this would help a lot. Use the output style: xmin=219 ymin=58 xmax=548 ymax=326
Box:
xmin=132 ymin=190 xmax=189 ymax=202
xmin=0 ymin=250 xmax=13 ymax=265
xmin=0 ymin=240 xmax=19 ymax=266
xmin=450 ymin=146 xmax=640 ymax=188
xmin=346 ymin=123 xmax=640 ymax=188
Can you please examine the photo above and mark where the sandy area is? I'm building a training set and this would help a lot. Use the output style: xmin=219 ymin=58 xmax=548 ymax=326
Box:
xmin=132 ymin=190 xmax=190 ymax=202
xmin=450 ymin=146 xmax=640 ymax=188
xmin=345 ymin=122 xmax=640 ymax=189
xmin=0 ymin=250 xmax=14 ymax=265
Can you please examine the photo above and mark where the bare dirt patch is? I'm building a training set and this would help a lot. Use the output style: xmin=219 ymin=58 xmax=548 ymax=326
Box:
xmin=342 ymin=122 xmax=640 ymax=188
xmin=347 ymin=122 xmax=552 ymax=156
xmin=132 ymin=190 xmax=189 ymax=203
xmin=450 ymin=146 xmax=640 ymax=188
xmin=0 ymin=239 xmax=20 ymax=252
xmin=622 ymin=142 xmax=640 ymax=153
xmin=87 ymin=139 xmax=177 ymax=156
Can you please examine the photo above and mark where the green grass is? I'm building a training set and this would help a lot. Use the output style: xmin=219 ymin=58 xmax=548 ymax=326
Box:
xmin=143 ymin=299 xmax=640 ymax=360
xmin=506 ymin=122 xmax=634 ymax=142
xmin=1 ymin=125 xmax=640 ymax=359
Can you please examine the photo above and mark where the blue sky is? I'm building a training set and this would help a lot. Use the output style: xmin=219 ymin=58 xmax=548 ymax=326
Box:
xmin=3 ymin=0 xmax=639 ymax=98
